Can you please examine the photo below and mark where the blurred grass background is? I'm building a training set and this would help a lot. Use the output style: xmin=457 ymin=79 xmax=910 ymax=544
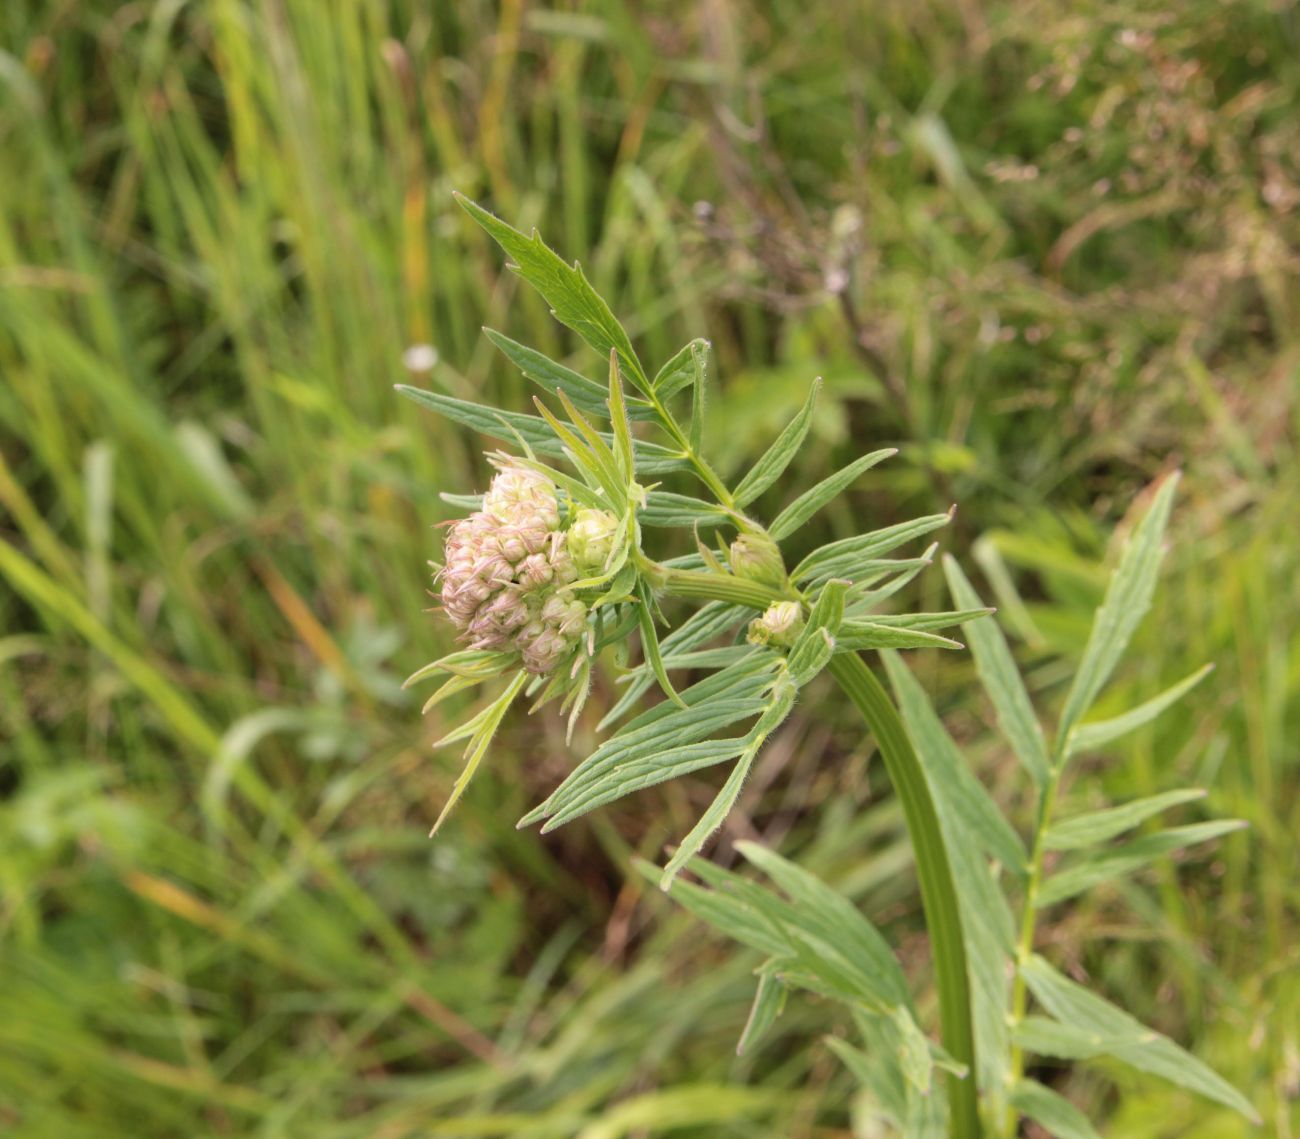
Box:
xmin=0 ymin=1 xmax=1297 ymax=1136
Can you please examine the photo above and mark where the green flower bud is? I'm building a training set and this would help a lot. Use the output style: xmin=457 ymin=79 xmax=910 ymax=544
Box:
xmin=568 ymin=508 xmax=620 ymax=576
xmin=729 ymin=531 xmax=786 ymax=588
xmin=747 ymin=601 xmax=805 ymax=649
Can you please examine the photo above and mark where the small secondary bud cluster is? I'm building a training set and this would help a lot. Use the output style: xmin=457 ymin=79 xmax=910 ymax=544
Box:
xmin=748 ymin=600 xmax=804 ymax=649
xmin=439 ymin=461 xmax=588 ymax=674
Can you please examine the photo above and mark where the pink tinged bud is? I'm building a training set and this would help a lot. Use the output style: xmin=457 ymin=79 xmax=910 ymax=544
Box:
xmin=748 ymin=600 xmax=805 ymax=649
xmin=484 ymin=464 xmax=560 ymax=530
xmin=517 ymin=552 xmax=554 ymax=589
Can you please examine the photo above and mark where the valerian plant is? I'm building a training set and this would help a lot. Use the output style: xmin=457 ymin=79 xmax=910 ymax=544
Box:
xmin=398 ymin=195 xmax=1257 ymax=1139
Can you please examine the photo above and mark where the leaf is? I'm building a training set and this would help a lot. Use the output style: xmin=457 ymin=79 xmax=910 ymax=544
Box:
xmin=428 ymin=673 xmax=527 ymax=835
xmin=1019 ymin=954 xmax=1260 ymax=1121
xmin=787 ymin=579 xmax=846 ymax=684
xmin=640 ymin=491 xmax=731 ymax=528
xmin=1010 ymin=1079 xmax=1102 ymax=1139
xmin=1056 ymin=473 xmax=1181 ymax=748
xmin=660 ymin=681 xmax=797 ymax=887
xmin=883 ymin=651 xmax=1028 ymax=873
xmin=732 ymin=378 xmax=821 ymax=507
xmin=395 ymin=384 xmax=685 ymax=474
xmin=942 ymin=555 xmax=1051 ymax=788
xmin=1035 ymin=819 xmax=1246 ymax=907
xmin=835 ymin=621 xmax=963 ymax=652
xmin=654 ymin=337 xmax=710 ymax=400
xmin=484 ymin=327 xmax=654 ymax=420
xmin=688 ymin=339 xmax=707 ymax=451
xmin=1045 ymin=789 xmax=1207 ymax=851
xmin=769 ymin=448 xmax=896 ymax=540
xmin=863 ymin=608 xmax=993 ymax=632
xmin=636 ymin=579 xmax=687 ymax=709
xmin=736 ymin=968 xmax=786 ymax=1056
xmin=1013 ymin=1016 xmax=1132 ymax=1060
xmin=792 ymin=511 xmax=952 ymax=583
xmin=455 ymin=194 xmax=650 ymax=391
xmin=1067 ymin=664 xmax=1214 ymax=755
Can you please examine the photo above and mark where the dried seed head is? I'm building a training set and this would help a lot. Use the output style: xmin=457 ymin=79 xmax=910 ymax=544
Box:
xmin=730 ymin=531 xmax=787 ymax=589
xmin=747 ymin=600 xmax=805 ymax=649
xmin=568 ymin=508 xmax=620 ymax=576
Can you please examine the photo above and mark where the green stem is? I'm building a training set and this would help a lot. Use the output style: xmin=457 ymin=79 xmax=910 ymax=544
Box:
xmin=660 ymin=568 xmax=980 ymax=1139
xmin=649 ymin=397 xmax=737 ymax=510
xmin=828 ymin=653 xmax=981 ymax=1139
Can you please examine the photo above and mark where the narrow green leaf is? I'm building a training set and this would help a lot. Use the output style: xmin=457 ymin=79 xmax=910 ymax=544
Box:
xmin=1056 ymin=473 xmax=1181 ymax=748
xmin=736 ymin=969 xmax=786 ymax=1056
xmin=1010 ymin=1079 xmax=1102 ymax=1139
xmin=1067 ymin=665 xmax=1214 ymax=755
xmin=660 ymin=682 xmax=797 ymax=887
xmin=688 ymin=339 xmax=707 ymax=450
xmin=836 ymin=621 xmax=963 ymax=652
xmin=942 ymin=555 xmax=1051 ymax=788
xmin=396 ymin=384 xmax=685 ymax=473
xmin=1013 ymin=1016 xmax=1131 ymax=1060
xmin=429 ymin=673 xmax=527 ymax=835
xmin=1036 ymin=819 xmax=1246 ymax=906
xmin=636 ymin=580 xmax=687 ymax=709
xmin=863 ymin=608 xmax=993 ymax=632
xmin=1020 ymin=955 xmax=1260 ymax=1121
xmin=732 ymin=378 xmax=821 ymax=507
xmin=455 ymin=194 xmax=649 ymax=390
xmin=793 ymin=511 xmax=951 ymax=583
xmin=653 ymin=337 xmax=710 ymax=400
xmin=883 ymin=651 xmax=1028 ymax=873
xmin=484 ymin=328 xmax=655 ymax=419
xmin=1045 ymin=789 xmax=1207 ymax=851
xmin=788 ymin=579 xmax=846 ymax=684
xmin=640 ymin=491 xmax=731 ymax=528
xmin=769 ymin=448 xmax=896 ymax=540
xmin=606 ymin=349 xmax=635 ymax=481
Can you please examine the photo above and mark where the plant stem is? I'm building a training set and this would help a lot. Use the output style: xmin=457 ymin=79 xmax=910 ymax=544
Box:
xmin=828 ymin=653 xmax=981 ymax=1139
xmin=660 ymin=567 xmax=981 ymax=1139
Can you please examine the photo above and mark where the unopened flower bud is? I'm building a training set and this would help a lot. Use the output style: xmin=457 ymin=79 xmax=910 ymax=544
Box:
xmin=483 ymin=462 xmax=559 ymax=530
xmin=730 ymin=531 xmax=787 ymax=588
xmin=748 ymin=601 xmax=804 ymax=649
xmin=568 ymin=508 xmax=620 ymax=576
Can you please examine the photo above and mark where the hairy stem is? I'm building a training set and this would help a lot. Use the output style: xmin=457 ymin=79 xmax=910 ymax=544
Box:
xmin=828 ymin=653 xmax=981 ymax=1139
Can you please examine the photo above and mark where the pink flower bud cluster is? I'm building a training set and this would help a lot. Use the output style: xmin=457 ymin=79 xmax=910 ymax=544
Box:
xmin=439 ymin=462 xmax=588 ymax=675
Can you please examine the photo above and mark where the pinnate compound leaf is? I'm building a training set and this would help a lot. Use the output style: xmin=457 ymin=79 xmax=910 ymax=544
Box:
xmin=942 ymin=554 xmax=1051 ymax=788
xmin=1056 ymin=473 xmax=1181 ymax=747
xmin=1035 ymin=819 xmax=1245 ymax=907
xmin=1045 ymin=789 xmax=1207 ymax=851
xmin=733 ymin=378 xmax=820 ymax=507
xmin=455 ymin=194 xmax=650 ymax=391
xmin=1010 ymin=1079 xmax=1102 ymax=1139
xmin=1067 ymin=664 xmax=1213 ymax=755
xmin=769 ymin=448 xmax=896 ymax=540
xmin=1019 ymin=954 xmax=1259 ymax=1121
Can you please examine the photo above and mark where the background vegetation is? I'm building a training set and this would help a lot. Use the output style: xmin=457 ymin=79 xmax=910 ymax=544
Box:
xmin=1 ymin=1 xmax=1296 ymax=1136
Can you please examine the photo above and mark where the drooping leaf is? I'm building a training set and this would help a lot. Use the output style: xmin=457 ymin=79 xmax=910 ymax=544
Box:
xmin=1035 ymin=819 xmax=1245 ymax=907
xmin=769 ymin=448 xmax=897 ymax=540
xmin=1019 ymin=954 xmax=1259 ymax=1121
xmin=1045 ymin=789 xmax=1207 ymax=851
xmin=1010 ymin=1079 xmax=1102 ymax=1139
xmin=428 ymin=673 xmax=527 ymax=835
xmin=1056 ymin=473 xmax=1181 ymax=747
xmin=1067 ymin=664 xmax=1213 ymax=755
xmin=456 ymin=194 xmax=650 ymax=391
xmin=732 ymin=378 xmax=820 ymax=507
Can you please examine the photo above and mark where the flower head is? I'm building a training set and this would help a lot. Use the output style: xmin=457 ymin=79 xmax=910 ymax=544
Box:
xmin=747 ymin=600 xmax=805 ymax=649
